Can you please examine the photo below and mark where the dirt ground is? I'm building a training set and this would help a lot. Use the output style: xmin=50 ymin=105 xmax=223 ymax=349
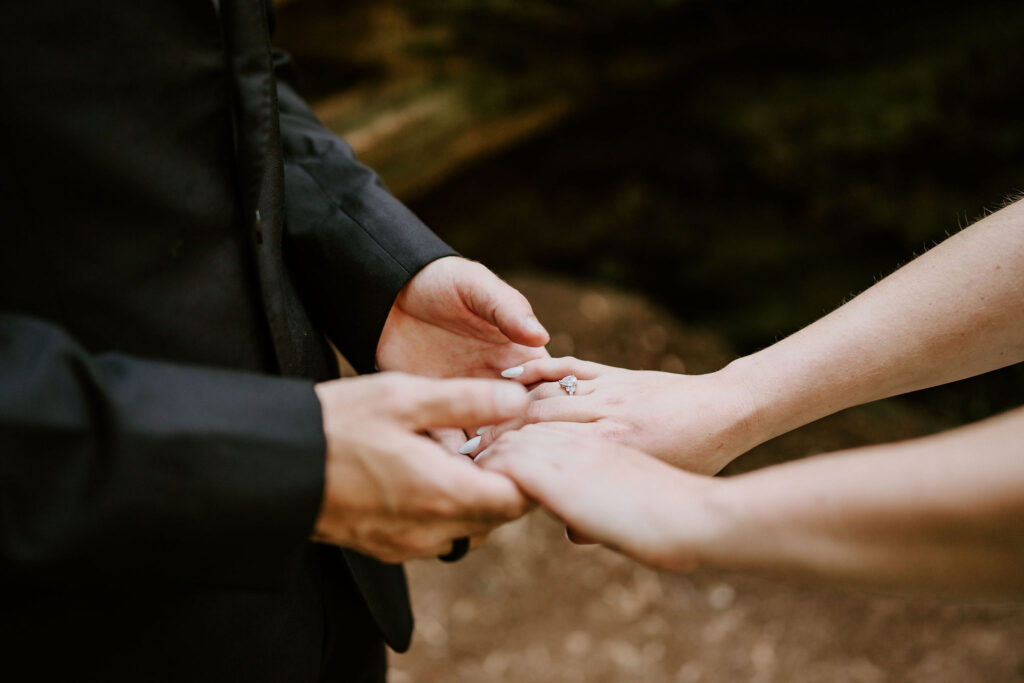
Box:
xmin=388 ymin=275 xmax=1024 ymax=683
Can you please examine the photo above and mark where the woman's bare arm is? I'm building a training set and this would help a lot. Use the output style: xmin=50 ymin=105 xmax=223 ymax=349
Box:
xmin=481 ymin=407 xmax=1024 ymax=595
xmin=479 ymin=199 xmax=1024 ymax=474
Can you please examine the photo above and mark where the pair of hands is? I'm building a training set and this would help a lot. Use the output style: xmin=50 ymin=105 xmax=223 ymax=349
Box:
xmin=466 ymin=356 xmax=762 ymax=568
xmin=471 ymin=357 xmax=760 ymax=475
xmin=312 ymin=257 xmax=549 ymax=562
xmin=311 ymin=255 xmax=753 ymax=566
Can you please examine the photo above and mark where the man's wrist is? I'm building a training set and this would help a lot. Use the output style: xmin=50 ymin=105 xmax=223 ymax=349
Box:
xmin=311 ymin=381 xmax=348 ymax=547
xmin=690 ymin=476 xmax=764 ymax=570
xmin=661 ymin=476 xmax=744 ymax=571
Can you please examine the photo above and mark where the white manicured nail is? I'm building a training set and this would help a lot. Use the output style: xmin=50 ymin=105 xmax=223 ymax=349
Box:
xmin=458 ymin=436 xmax=482 ymax=455
xmin=473 ymin=449 xmax=488 ymax=463
xmin=501 ymin=366 xmax=524 ymax=378
xmin=476 ymin=425 xmax=494 ymax=435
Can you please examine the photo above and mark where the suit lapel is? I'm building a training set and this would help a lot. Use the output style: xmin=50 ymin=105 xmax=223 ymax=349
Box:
xmin=220 ymin=0 xmax=302 ymax=377
xmin=219 ymin=0 xmax=414 ymax=652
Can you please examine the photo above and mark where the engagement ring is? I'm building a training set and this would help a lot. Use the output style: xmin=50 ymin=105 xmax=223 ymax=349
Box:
xmin=558 ymin=374 xmax=578 ymax=396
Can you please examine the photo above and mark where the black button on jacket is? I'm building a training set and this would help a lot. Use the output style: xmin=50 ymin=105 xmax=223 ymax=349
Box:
xmin=0 ymin=1 xmax=455 ymax=679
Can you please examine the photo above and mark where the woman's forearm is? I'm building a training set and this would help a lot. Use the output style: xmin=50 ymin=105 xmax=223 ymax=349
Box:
xmin=723 ymin=199 xmax=1024 ymax=446
xmin=701 ymin=406 xmax=1024 ymax=594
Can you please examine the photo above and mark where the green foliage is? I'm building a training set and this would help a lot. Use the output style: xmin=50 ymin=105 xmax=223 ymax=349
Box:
xmin=410 ymin=0 xmax=1024 ymax=412
xmin=399 ymin=0 xmax=693 ymax=71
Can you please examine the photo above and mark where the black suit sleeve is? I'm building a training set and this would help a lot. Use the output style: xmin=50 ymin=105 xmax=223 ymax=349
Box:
xmin=0 ymin=314 xmax=326 ymax=591
xmin=274 ymin=54 xmax=458 ymax=374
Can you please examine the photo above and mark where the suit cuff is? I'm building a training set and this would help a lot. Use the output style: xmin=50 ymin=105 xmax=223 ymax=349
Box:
xmin=1 ymin=315 xmax=327 ymax=592
xmin=93 ymin=356 xmax=328 ymax=589
xmin=283 ymin=155 xmax=456 ymax=373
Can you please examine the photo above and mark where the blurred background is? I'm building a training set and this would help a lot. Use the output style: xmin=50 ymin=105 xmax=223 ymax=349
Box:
xmin=275 ymin=1 xmax=1024 ymax=681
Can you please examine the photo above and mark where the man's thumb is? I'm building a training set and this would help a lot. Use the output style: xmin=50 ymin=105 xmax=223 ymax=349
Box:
xmin=462 ymin=271 xmax=549 ymax=347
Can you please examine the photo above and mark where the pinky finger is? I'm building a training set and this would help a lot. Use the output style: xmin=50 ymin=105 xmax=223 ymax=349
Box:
xmin=472 ymin=419 xmax=527 ymax=457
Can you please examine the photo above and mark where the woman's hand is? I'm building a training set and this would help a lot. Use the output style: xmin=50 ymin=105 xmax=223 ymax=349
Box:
xmin=476 ymin=423 xmax=725 ymax=571
xmin=473 ymin=357 xmax=762 ymax=475
xmin=481 ymin=408 xmax=1024 ymax=594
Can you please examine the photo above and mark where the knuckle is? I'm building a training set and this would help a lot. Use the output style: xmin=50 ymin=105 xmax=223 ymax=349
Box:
xmin=377 ymin=550 xmax=406 ymax=564
xmin=598 ymin=422 xmax=626 ymax=440
xmin=524 ymin=402 xmax=545 ymax=422
xmin=480 ymin=453 xmax=509 ymax=475
xmin=415 ymin=391 xmax=450 ymax=418
xmin=415 ymin=495 xmax=459 ymax=519
xmin=374 ymin=374 xmax=407 ymax=405
xmin=466 ymin=259 xmax=489 ymax=277
xmin=395 ymin=530 xmax=433 ymax=556
xmin=505 ymin=498 xmax=531 ymax=520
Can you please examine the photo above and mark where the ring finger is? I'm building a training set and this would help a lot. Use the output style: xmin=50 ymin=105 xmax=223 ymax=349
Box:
xmin=527 ymin=377 xmax=596 ymax=401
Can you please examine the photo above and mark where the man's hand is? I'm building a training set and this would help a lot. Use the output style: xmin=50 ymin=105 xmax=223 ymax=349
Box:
xmin=312 ymin=373 xmax=532 ymax=563
xmin=376 ymin=257 xmax=549 ymax=380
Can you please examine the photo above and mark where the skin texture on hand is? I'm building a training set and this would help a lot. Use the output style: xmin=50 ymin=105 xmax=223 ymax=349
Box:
xmin=476 ymin=423 xmax=721 ymax=571
xmin=480 ymin=408 xmax=1024 ymax=595
xmin=312 ymin=373 xmax=533 ymax=563
xmin=721 ymin=198 xmax=1024 ymax=445
xmin=478 ymin=199 xmax=1024 ymax=474
xmin=376 ymin=256 xmax=551 ymax=452
xmin=376 ymin=256 xmax=550 ymax=380
xmin=475 ymin=357 xmax=760 ymax=475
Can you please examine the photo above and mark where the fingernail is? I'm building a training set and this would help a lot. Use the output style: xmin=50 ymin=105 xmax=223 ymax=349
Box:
xmin=472 ymin=449 xmax=488 ymax=463
xmin=501 ymin=366 xmax=525 ymax=379
xmin=458 ymin=436 xmax=482 ymax=455
xmin=476 ymin=425 xmax=494 ymax=435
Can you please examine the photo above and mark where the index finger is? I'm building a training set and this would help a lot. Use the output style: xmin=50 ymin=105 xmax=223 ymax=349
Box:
xmin=399 ymin=377 xmax=529 ymax=433
xmin=500 ymin=357 xmax=606 ymax=385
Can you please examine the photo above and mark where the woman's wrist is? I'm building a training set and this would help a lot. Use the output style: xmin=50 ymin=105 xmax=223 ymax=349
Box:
xmin=698 ymin=359 xmax=778 ymax=468
xmin=717 ymin=348 xmax=829 ymax=454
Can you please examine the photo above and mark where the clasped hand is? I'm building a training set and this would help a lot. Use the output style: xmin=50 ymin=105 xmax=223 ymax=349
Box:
xmin=313 ymin=257 xmax=550 ymax=563
xmin=313 ymin=373 xmax=532 ymax=563
xmin=468 ymin=356 xmax=763 ymax=567
xmin=472 ymin=356 xmax=761 ymax=475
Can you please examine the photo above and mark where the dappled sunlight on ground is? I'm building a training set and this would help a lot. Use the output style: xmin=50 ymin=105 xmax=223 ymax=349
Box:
xmin=389 ymin=276 xmax=1024 ymax=683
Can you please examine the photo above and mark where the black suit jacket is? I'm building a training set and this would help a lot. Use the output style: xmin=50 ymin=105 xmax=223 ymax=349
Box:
xmin=0 ymin=0 xmax=454 ymax=679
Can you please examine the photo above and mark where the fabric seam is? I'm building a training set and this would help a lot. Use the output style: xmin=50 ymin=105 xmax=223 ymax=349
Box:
xmin=287 ymin=160 xmax=413 ymax=277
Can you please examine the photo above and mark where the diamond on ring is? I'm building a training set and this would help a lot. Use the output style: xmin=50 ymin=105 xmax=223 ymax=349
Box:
xmin=558 ymin=374 xmax=578 ymax=396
